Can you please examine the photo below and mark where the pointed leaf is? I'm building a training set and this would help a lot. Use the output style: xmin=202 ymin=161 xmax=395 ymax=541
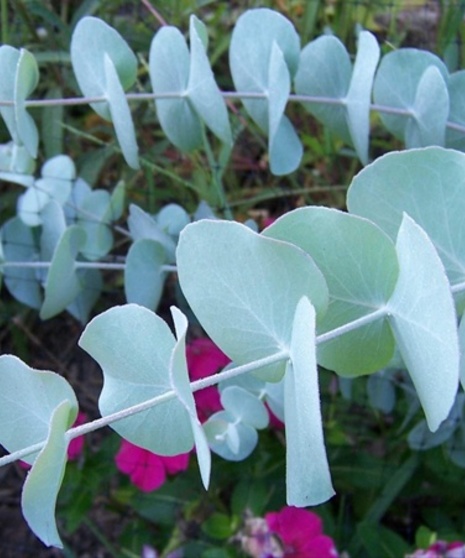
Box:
xmin=71 ymin=16 xmax=137 ymax=121
xmin=103 ymin=53 xmax=139 ymax=168
xmin=177 ymin=220 xmax=329 ymax=382
xmin=386 ymin=214 xmax=459 ymax=431
xmin=79 ymin=304 xmax=194 ymax=455
xmin=295 ymin=35 xmax=352 ymax=144
xmin=170 ymin=306 xmax=211 ymax=489
xmin=187 ymin=15 xmax=232 ymax=146
xmin=345 ymin=31 xmax=380 ymax=164
xmin=373 ymin=49 xmax=448 ymax=142
xmin=22 ymin=399 xmax=72 ymax=548
xmin=149 ymin=26 xmax=202 ymax=151
xmin=268 ymin=41 xmax=302 ymax=175
xmin=125 ymin=239 xmax=166 ymax=310
xmin=286 ymin=297 xmax=334 ymax=506
xmin=0 ymin=355 xmax=78 ymax=465
xmin=40 ymin=225 xmax=87 ymax=319
xmin=229 ymin=8 xmax=301 ymax=174
xmin=404 ymin=65 xmax=449 ymax=148
xmin=264 ymin=207 xmax=397 ymax=375
xmin=14 ymin=49 xmax=40 ymax=158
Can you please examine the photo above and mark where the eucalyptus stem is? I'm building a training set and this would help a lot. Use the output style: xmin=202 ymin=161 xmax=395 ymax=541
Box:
xmin=0 ymin=91 xmax=461 ymax=133
xmin=0 ymin=350 xmax=289 ymax=467
xmin=316 ymin=307 xmax=388 ymax=345
xmin=0 ymin=261 xmax=177 ymax=272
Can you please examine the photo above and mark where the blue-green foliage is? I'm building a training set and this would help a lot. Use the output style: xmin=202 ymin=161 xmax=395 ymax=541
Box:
xmin=1 ymin=6 xmax=465 ymax=549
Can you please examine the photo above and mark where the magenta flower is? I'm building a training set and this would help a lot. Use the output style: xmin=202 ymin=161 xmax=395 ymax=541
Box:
xmin=265 ymin=506 xmax=338 ymax=558
xmin=115 ymin=440 xmax=190 ymax=492
xmin=186 ymin=337 xmax=230 ymax=422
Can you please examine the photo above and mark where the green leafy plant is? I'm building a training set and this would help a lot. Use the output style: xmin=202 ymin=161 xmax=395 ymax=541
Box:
xmin=1 ymin=6 xmax=465 ymax=554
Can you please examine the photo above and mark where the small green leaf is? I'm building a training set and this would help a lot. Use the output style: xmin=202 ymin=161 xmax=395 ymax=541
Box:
xmin=204 ymin=412 xmax=258 ymax=461
xmin=177 ymin=220 xmax=328 ymax=382
xmin=187 ymin=15 xmax=232 ymax=146
xmin=0 ymin=355 xmax=78 ymax=465
xmin=66 ymin=268 xmax=103 ymax=324
xmin=386 ymin=214 xmax=459 ymax=431
xmin=221 ymin=386 xmax=269 ymax=429
xmin=345 ymin=31 xmax=380 ymax=164
xmin=22 ymin=399 xmax=73 ymax=548
xmin=149 ymin=26 xmax=202 ymax=151
xmin=285 ymin=297 xmax=334 ymax=506
xmin=79 ymin=304 xmax=194 ymax=455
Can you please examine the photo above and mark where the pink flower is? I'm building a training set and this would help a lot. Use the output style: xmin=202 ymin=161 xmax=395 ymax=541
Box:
xmin=186 ymin=337 xmax=230 ymax=422
xmin=115 ymin=440 xmax=190 ymax=492
xmin=265 ymin=506 xmax=338 ymax=558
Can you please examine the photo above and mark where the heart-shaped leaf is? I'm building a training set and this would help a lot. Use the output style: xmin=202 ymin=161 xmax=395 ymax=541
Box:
xmin=149 ymin=26 xmax=202 ymax=151
xmin=373 ymin=49 xmax=448 ymax=143
xmin=295 ymin=35 xmax=352 ymax=145
xmin=229 ymin=8 xmax=301 ymax=174
xmin=0 ymin=355 xmax=78 ymax=465
xmin=404 ymin=65 xmax=449 ymax=148
xmin=79 ymin=304 xmax=194 ymax=455
xmin=177 ymin=220 xmax=329 ymax=382
xmin=70 ymin=17 xmax=139 ymax=168
xmin=264 ymin=207 xmax=397 ymax=375
xmin=347 ymin=147 xmax=465 ymax=313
